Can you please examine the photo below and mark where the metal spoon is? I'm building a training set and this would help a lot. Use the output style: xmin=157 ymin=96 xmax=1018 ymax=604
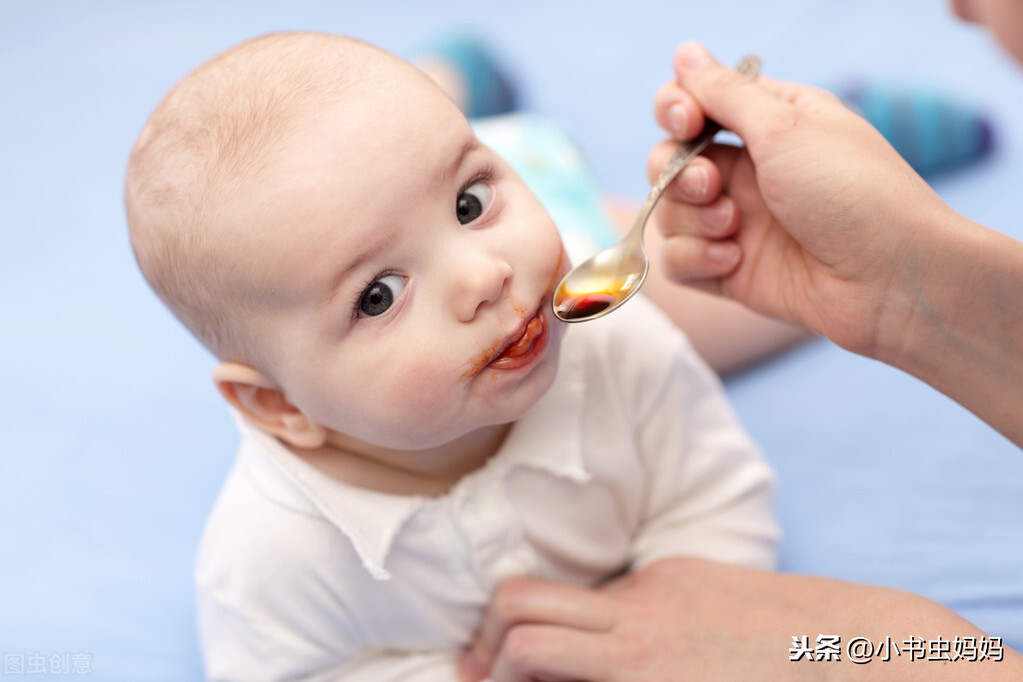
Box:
xmin=552 ymin=54 xmax=761 ymax=322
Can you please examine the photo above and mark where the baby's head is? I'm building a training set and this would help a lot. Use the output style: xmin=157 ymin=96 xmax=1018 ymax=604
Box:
xmin=126 ymin=32 xmax=569 ymax=458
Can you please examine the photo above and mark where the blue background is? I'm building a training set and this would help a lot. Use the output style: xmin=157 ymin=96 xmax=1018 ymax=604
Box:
xmin=2 ymin=1 xmax=1022 ymax=679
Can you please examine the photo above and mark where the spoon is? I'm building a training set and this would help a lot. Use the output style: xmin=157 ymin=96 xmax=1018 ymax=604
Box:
xmin=552 ymin=54 xmax=761 ymax=322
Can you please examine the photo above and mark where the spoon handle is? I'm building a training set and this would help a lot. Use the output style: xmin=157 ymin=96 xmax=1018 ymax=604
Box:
xmin=629 ymin=55 xmax=761 ymax=240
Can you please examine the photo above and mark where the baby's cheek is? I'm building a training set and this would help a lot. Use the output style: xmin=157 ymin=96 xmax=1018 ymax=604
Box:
xmin=540 ymin=221 xmax=568 ymax=276
xmin=386 ymin=362 xmax=458 ymax=416
xmin=552 ymin=243 xmax=571 ymax=283
xmin=345 ymin=364 xmax=463 ymax=447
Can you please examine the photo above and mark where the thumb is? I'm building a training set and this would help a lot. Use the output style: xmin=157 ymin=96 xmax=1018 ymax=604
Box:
xmin=673 ymin=42 xmax=788 ymax=148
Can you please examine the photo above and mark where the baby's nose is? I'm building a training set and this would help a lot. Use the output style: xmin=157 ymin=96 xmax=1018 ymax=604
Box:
xmin=452 ymin=255 xmax=513 ymax=322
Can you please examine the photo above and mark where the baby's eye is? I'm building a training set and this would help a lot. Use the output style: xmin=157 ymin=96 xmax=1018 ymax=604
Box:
xmin=456 ymin=181 xmax=493 ymax=225
xmin=358 ymin=274 xmax=405 ymax=317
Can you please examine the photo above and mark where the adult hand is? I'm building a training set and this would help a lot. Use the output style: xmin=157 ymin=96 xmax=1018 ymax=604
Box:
xmin=652 ymin=41 xmax=1023 ymax=447
xmin=649 ymin=42 xmax=961 ymax=360
xmin=458 ymin=557 xmax=1021 ymax=682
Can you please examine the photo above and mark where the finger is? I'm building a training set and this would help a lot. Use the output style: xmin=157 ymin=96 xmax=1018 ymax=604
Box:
xmin=672 ymin=42 xmax=793 ymax=148
xmin=489 ymin=625 xmax=617 ymax=682
xmin=660 ymin=233 xmax=741 ymax=289
xmin=653 ymin=80 xmax=704 ymax=141
xmin=466 ymin=577 xmax=616 ymax=678
xmin=654 ymin=193 xmax=740 ymax=241
xmin=648 ymin=139 xmax=748 ymax=207
xmin=655 ymin=63 xmax=814 ymax=145
xmin=646 ymin=140 xmax=723 ymax=206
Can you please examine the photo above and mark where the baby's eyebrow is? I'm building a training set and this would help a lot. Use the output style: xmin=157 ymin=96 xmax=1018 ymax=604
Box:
xmin=320 ymin=226 xmax=403 ymax=308
xmin=321 ymin=248 xmax=373 ymax=308
xmin=442 ymin=138 xmax=481 ymax=184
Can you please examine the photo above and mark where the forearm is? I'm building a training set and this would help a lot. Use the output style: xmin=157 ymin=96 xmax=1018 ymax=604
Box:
xmin=632 ymin=560 xmax=1023 ymax=682
xmin=877 ymin=212 xmax=1023 ymax=447
xmin=797 ymin=581 xmax=1023 ymax=681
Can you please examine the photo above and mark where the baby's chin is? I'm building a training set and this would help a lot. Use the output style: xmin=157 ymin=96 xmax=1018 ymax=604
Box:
xmin=484 ymin=320 xmax=565 ymax=419
xmin=421 ymin=374 xmax=566 ymax=452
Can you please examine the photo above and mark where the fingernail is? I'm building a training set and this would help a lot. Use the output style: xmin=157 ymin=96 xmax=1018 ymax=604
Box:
xmin=668 ymin=103 xmax=687 ymax=135
xmin=678 ymin=43 xmax=712 ymax=70
xmin=680 ymin=164 xmax=707 ymax=198
xmin=703 ymin=200 xmax=733 ymax=231
xmin=458 ymin=650 xmax=487 ymax=682
xmin=707 ymin=241 xmax=740 ymax=265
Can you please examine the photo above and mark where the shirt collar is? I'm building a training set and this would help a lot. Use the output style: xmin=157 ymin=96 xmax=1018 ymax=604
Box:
xmin=233 ymin=330 xmax=590 ymax=581
xmin=235 ymin=414 xmax=423 ymax=581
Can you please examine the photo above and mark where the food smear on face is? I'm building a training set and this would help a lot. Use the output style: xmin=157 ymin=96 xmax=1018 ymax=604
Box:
xmin=554 ymin=292 xmax=618 ymax=320
xmin=462 ymin=339 xmax=501 ymax=380
xmin=493 ymin=314 xmax=544 ymax=362
xmin=461 ymin=311 xmax=549 ymax=380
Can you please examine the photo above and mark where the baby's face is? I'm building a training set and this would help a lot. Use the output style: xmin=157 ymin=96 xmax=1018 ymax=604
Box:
xmin=229 ymin=60 xmax=570 ymax=452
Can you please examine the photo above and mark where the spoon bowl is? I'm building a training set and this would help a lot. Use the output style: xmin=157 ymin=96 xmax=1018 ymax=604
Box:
xmin=553 ymin=55 xmax=761 ymax=323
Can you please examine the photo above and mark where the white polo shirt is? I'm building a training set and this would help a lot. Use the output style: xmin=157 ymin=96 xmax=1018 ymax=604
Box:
xmin=196 ymin=295 xmax=779 ymax=681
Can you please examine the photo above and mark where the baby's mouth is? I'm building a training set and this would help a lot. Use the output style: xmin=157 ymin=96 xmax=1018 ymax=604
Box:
xmin=494 ymin=313 xmax=543 ymax=361
xmin=486 ymin=309 xmax=548 ymax=371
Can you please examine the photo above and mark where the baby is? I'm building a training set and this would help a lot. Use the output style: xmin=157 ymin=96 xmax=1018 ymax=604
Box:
xmin=125 ymin=31 xmax=778 ymax=681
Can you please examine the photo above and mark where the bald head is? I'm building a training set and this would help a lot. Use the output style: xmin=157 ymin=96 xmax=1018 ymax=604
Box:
xmin=125 ymin=32 xmax=396 ymax=363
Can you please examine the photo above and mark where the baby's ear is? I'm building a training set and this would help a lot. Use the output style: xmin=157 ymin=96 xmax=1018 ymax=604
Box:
xmin=212 ymin=362 xmax=328 ymax=450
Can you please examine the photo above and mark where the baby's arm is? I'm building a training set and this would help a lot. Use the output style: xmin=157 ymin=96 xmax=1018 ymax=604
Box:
xmin=621 ymin=302 xmax=779 ymax=571
xmin=460 ymin=313 xmax=779 ymax=680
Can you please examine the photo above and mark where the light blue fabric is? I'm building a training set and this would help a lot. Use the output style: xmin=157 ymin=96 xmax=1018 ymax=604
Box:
xmin=474 ymin=113 xmax=621 ymax=262
xmin=413 ymin=35 xmax=519 ymax=118
xmin=2 ymin=2 xmax=1022 ymax=679
xmin=840 ymin=85 xmax=994 ymax=176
